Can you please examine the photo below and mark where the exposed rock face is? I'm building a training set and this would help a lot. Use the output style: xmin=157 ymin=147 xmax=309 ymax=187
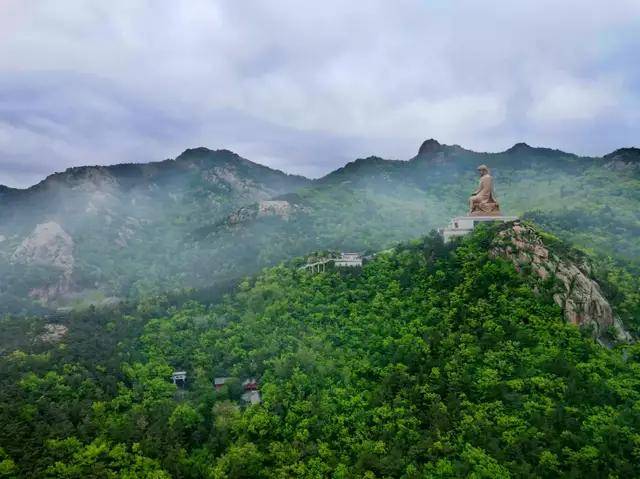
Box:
xmin=258 ymin=200 xmax=292 ymax=218
xmin=491 ymin=222 xmax=631 ymax=343
xmin=13 ymin=222 xmax=74 ymax=272
xmin=201 ymin=166 xmax=272 ymax=200
xmin=418 ymin=138 xmax=443 ymax=156
xmin=603 ymin=148 xmax=640 ymax=171
xmin=227 ymin=199 xmax=308 ymax=226
xmin=12 ymin=222 xmax=74 ymax=300
xmin=37 ymin=323 xmax=68 ymax=343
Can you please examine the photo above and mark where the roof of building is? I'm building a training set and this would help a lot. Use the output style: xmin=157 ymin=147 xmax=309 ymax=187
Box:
xmin=214 ymin=377 xmax=234 ymax=385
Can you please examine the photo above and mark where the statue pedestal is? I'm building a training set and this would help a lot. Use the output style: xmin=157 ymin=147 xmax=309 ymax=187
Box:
xmin=440 ymin=215 xmax=518 ymax=243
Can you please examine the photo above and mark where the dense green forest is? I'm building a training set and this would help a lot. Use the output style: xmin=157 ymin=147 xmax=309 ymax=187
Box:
xmin=2 ymin=223 xmax=639 ymax=478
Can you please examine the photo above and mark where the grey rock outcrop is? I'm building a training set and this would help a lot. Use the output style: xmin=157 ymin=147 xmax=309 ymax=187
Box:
xmin=491 ymin=222 xmax=631 ymax=343
xmin=12 ymin=221 xmax=74 ymax=300
xmin=602 ymin=147 xmax=640 ymax=171
xmin=37 ymin=323 xmax=69 ymax=343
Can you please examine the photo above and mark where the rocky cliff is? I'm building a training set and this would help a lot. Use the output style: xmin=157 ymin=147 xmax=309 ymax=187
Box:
xmin=12 ymin=221 xmax=74 ymax=301
xmin=490 ymin=221 xmax=631 ymax=344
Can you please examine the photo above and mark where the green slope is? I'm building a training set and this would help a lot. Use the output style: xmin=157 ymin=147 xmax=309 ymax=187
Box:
xmin=1 ymin=225 xmax=639 ymax=477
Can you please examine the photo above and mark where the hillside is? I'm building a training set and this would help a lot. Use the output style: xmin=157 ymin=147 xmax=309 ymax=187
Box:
xmin=1 ymin=223 xmax=639 ymax=477
xmin=217 ymin=140 xmax=639 ymax=262
xmin=0 ymin=148 xmax=309 ymax=314
xmin=1 ymin=140 xmax=639 ymax=316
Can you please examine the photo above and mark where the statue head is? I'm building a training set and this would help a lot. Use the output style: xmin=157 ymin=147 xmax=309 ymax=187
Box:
xmin=477 ymin=164 xmax=490 ymax=176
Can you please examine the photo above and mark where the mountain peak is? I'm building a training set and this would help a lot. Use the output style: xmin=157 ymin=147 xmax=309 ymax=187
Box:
xmin=503 ymin=142 xmax=575 ymax=158
xmin=602 ymin=147 xmax=640 ymax=171
xmin=175 ymin=147 xmax=252 ymax=166
xmin=506 ymin=142 xmax=533 ymax=153
xmin=603 ymin=147 xmax=640 ymax=162
xmin=176 ymin=147 xmax=214 ymax=159
xmin=417 ymin=138 xmax=443 ymax=156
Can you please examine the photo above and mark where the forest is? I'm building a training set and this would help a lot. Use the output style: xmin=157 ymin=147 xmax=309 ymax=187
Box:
xmin=1 ymin=223 xmax=639 ymax=478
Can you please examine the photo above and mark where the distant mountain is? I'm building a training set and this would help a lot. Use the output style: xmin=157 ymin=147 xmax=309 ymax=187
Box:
xmin=0 ymin=140 xmax=638 ymax=316
xmin=0 ymin=148 xmax=308 ymax=313
xmin=214 ymin=137 xmax=638 ymax=268
xmin=602 ymin=147 xmax=640 ymax=170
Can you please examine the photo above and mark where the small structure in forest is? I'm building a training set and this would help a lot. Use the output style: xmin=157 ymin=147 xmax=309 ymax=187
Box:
xmin=242 ymin=389 xmax=262 ymax=405
xmin=301 ymin=256 xmax=333 ymax=273
xmin=334 ymin=252 xmax=363 ymax=268
xmin=172 ymin=371 xmax=187 ymax=388
xmin=440 ymin=215 xmax=518 ymax=242
xmin=213 ymin=376 xmax=262 ymax=404
xmin=302 ymin=252 xmax=364 ymax=273
xmin=241 ymin=378 xmax=261 ymax=405
xmin=214 ymin=377 xmax=234 ymax=391
xmin=242 ymin=378 xmax=258 ymax=390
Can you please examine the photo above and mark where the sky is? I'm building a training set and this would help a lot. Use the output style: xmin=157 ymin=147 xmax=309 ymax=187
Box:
xmin=0 ymin=1 xmax=639 ymax=188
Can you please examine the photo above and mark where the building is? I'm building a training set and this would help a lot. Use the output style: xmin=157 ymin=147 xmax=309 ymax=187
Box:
xmin=214 ymin=377 xmax=234 ymax=391
xmin=241 ymin=390 xmax=262 ymax=405
xmin=440 ymin=215 xmax=518 ymax=242
xmin=334 ymin=252 xmax=363 ymax=268
xmin=171 ymin=371 xmax=187 ymax=387
xmin=241 ymin=378 xmax=261 ymax=405
xmin=242 ymin=378 xmax=258 ymax=390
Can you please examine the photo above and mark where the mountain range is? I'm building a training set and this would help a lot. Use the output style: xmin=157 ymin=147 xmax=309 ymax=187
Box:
xmin=0 ymin=140 xmax=638 ymax=318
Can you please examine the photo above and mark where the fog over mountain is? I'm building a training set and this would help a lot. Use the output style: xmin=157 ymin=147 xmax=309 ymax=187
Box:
xmin=1 ymin=139 xmax=638 ymax=322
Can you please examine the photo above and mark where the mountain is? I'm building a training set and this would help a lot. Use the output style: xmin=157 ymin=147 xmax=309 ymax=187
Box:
xmin=1 ymin=140 xmax=639 ymax=318
xmin=213 ymin=138 xmax=639 ymax=283
xmin=1 ymin=224 xmax=639 ymax=477
xmin=602 ymin=147 xmax=640 ymax=170
xmin=0 ymin=148 xmax=309 ymax=313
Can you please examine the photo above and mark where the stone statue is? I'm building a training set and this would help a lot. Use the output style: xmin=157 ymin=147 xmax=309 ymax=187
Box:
xmin=469 ymin=164 xmax=501 ymax=216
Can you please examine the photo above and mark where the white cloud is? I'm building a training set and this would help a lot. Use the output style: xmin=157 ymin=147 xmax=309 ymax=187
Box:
xmin=0 ymin=0 xmax=639 ymax=186
xmin=529 ymin=79 xmax=619 ymax=122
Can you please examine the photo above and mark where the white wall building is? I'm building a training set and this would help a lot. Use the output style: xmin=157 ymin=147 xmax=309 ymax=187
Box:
xmin=440 ymin=216 xmax=518 ymax=242
xmin=334 ymin=252 xmax=363 ymax=267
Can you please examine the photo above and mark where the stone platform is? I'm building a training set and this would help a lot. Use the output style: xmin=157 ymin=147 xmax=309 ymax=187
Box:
xmin=440 ymin=215 xmax=518 ymax=242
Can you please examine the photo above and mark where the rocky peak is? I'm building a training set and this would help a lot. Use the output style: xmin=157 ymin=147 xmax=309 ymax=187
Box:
xmin=490 ymin=222 xmax=631 ymax=344
xmin=176 ymin=147 xmax=245 ymax=165
xmin=12 ymin=222 xmax=74 ymax=271
xmin=506 ymin=142 xmax=532 ymax=153
xmin=504 ymin=142 xmax=575 ymax=158
xmin=418 ymin=138 xmax=443 ymax=156
xmin=602 ymin=147 xmax=640 ymax=171
xmin=12 ymin=221 xmax=75 ymax=303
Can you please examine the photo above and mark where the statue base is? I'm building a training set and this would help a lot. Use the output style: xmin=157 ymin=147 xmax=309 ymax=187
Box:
xmin=469 ymin=209 xmax=502 ymax=217
xmin=440 ymin=215 xmax=518 ymax=243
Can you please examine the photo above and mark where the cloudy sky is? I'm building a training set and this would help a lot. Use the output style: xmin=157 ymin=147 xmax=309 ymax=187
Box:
xmin=1 ymin=1 xmax=639 ymax=187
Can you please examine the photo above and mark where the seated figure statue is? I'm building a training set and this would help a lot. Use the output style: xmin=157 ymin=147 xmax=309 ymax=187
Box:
xmin=469 ymin=164 xmax=501 ymax=216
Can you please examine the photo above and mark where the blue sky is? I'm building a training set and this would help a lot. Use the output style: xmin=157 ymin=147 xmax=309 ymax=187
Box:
xmin=1 ymin=0 xmax=639 ymax=187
